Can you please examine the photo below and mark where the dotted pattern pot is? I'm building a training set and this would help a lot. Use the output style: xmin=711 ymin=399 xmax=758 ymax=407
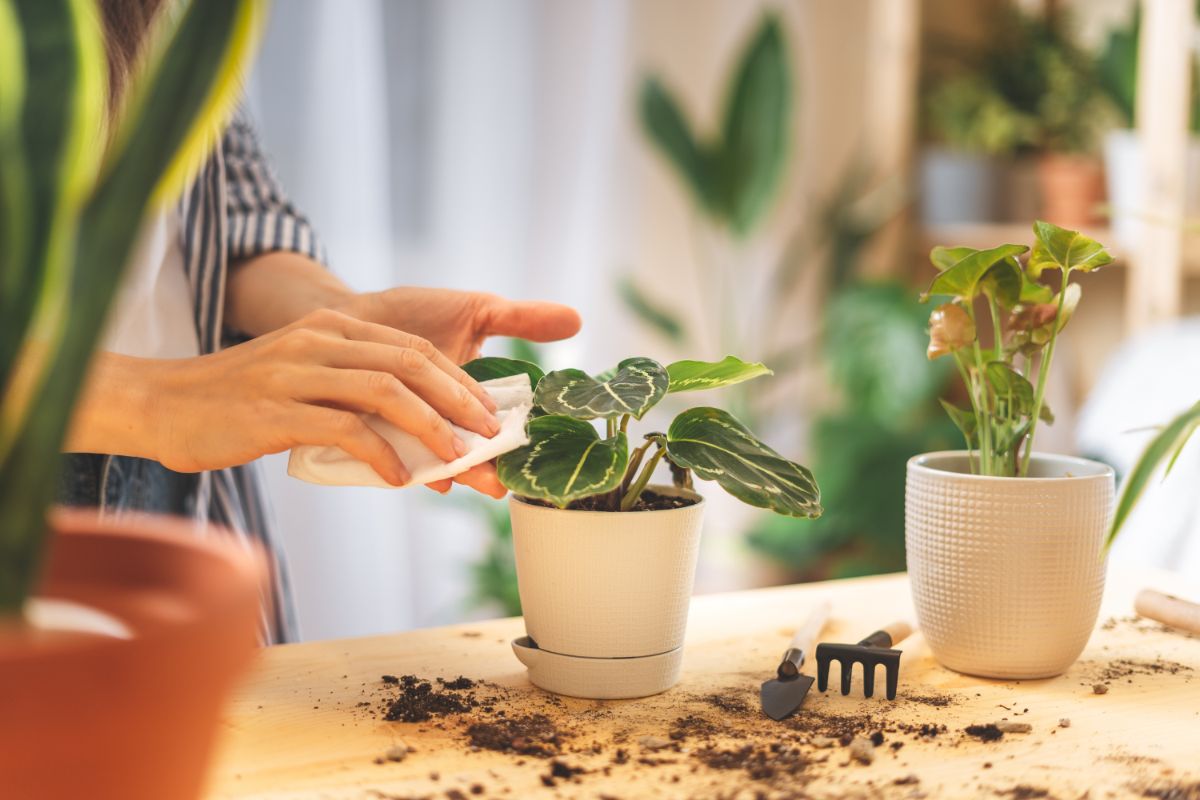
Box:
xmin=905 ymin=451 xmax=1113 ymax=680
xmin=509 ymin=486 xmax=703 ymax=697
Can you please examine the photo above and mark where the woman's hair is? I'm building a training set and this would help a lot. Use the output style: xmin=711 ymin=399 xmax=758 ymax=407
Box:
xmin=98 ymin=0 xmax=166 ymax=111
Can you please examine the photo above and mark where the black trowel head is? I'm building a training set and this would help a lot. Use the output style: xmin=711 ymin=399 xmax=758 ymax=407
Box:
xmin=760 ymin=673 xmax=815 ymax=721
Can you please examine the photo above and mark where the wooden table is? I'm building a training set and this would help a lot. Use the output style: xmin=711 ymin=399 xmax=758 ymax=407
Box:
xmin=205 ymin=569 xmax=1200 ymax=800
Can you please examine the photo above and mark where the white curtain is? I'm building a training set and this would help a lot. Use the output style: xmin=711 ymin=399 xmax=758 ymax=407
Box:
xmin=244 ymin=0 xmax=634 ymax=639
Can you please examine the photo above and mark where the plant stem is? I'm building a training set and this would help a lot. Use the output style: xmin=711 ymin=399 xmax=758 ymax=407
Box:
xmin=965 ymin=303 xmax=994 ymax=474
xmin=619 ymin=414 xmax=631 ymax=435
xmin=1022 ymin=269 xmax=1070 ymax=476
xmin=620 ymin=439 xmax=653 ymax=496
xmin=621 ymin=444 xmax=666 ymax=511
xmin=951 ymin=351 xmax=977 ymax=474
xmin=606 ymin=416 xmax=616 ymax=439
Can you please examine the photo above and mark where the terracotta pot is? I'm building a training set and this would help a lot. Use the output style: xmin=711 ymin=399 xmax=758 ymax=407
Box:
xmin=905 ymin=451 xmax=1114 ymax=679
xmin=1037 ymin=153 xmax=1106 ymax=228
xmin=509 ymin=486 xmax=704 ymax=699
xmin=0 ymin=509 xmax=265 ymax=800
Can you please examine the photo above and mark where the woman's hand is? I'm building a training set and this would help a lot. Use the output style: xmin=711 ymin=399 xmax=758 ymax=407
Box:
xmin=69 ymin=309 xmax=508 ymax=494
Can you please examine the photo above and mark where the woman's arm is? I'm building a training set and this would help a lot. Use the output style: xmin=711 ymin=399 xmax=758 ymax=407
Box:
xmin=225 ymin=250 xmax=352 ymax=337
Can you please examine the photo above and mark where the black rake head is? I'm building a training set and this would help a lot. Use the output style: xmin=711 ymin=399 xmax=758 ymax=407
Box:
xmin=815 ymin=628 xmax=905 ymax=700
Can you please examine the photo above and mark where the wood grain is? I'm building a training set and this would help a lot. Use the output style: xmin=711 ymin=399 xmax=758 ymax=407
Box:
xmin=204 ymin=568 xmax=1200 ymax=800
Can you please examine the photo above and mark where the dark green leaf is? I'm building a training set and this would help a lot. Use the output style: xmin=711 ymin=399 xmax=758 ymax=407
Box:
xmin=924 ymin=244 xmax=1028 ymax=301
xmin=717 ymin=14 xmax=790 ymax=235
xmin=666 ymin=356 xmax=771 ymax=393
xmin=536 ymin=357 xmax=668 ymax=420
xmin=666 ymin=407 xmax=821 ymax=518
xmin=462 ymin=356 xmax=544 ymax=388
xmin=638 ymin=76 xmax=719 ymax=216
xmin=985 ymin=361 xmax=1035 ymax=414
xmin=938 ymin=398 xmax=977 ymax=444
xmin=618 ymin=276 xmax=687 ymax=345
xmin=1028 ymin=220 xmax=1114 ymax=276
xmin=1107 ymin=400 xmax=1200 ymax=549
xmin=496 ymin=416 xmax=628 ymax=507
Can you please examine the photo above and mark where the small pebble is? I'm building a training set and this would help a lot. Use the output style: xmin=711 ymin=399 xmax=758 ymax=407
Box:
xmin=384 ymin=744 xmax=408 ymax=762
xmin=894 ymin=774 xmax=921 ymax=785
xmin=637 ymin=735 xmax=672 ymax=751
xmin=848 ymin=737 xmax=875 ymax=765
xmin=1058 ymin=718 xmax=1071 ymax=728
xmin=810 ymin=735 xmax=837 ymax=749
xmin=995 ymin=721 xmax=1032 ymax=734
xmin=1093 ymin=683 xmax=1109 ymax=695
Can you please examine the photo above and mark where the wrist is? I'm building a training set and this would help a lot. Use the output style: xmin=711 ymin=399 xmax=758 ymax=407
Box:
xmin=64 ymin=353 xmax=164 ymax=461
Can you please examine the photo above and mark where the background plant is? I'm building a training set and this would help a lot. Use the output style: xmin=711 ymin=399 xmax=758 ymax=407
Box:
xmin=925 ymin=221 xmax=1112 ymax=477
xmin=463 ymin=356 xmax=821 ymax=518
xmin=0 ymin=0 xmax=264 ymax=613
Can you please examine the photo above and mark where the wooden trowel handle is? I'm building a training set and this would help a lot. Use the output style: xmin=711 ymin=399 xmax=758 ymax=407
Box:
xmin=778 ymin=600 xmax=831 ymax=678
xmin=1135 ymin=589 xmax=1200 ymax=634
xmin=860 ymin=621 xmax=914 ymax=648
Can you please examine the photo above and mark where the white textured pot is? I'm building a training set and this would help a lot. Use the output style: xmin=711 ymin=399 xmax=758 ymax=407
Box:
xmin=508 ymin=486 xmax=704 ymax=698
xmin=905 ymin=451 xmax=1114 ymax=680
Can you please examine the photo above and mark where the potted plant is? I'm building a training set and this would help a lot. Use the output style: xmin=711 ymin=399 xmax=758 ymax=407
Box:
xmin=907 ymin=221 xmax=1116 ymax=680
xmin=1 ymin=2 xmax=267 ymax=798
xmin=460 ymin=355 xmax=821 ymax=699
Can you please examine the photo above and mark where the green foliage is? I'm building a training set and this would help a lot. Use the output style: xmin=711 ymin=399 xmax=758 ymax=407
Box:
xmin=466 ymin=497 xmax=521 ymax=617
xmin=639 ymin=14 xmax=790 ymax=237
xmin=617 ymin=276 xmax=686 ymax=345
xmin=472 ymin=355 xmax=820 ymax=516
xmin=924 ymin=221 xmax=1111 ymax=477
xmin=1096 ymin=5 xmax=1200 ymax=132
xmin=1106 ymin=400 xmax=1200 ymax=550
xmin=665 ymin=356 xmax=771 ymax=394
xmin=461 ymin=357 xmax=544 ymax=386
xmin=0 ymin=0 xmax=263 ymax=613
xmin=924 ymin=75 xmax=1038 ymax=155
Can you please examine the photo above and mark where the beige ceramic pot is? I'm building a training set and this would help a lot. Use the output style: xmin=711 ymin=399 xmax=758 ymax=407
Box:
xmin=905 ymin=451 xmax=1114 ymax=680
xmin=509 ymin=486 xmax=703 ymax=699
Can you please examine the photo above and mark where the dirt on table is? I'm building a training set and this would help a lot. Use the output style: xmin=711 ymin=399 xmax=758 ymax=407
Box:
xmin=380 ymin=675 xmax=478 ymax=723
xmin=466 ymin=714 xmax=563 ymax=757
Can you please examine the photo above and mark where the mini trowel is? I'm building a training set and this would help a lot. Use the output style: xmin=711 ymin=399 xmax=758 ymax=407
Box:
xmin=760 ymin=600 xmax=832 ymax=720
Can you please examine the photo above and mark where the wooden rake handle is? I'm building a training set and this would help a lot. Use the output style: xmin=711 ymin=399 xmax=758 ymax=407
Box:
xmin=1136 ymin=589 xmax=1200 ymax=635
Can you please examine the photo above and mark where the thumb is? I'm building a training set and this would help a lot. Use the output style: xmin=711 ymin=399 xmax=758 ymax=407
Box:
xmin=480 ymin=298 xmax=582 ymax=343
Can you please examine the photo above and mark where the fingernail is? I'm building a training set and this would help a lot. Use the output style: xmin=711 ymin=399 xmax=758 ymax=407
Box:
xmin=453 ymin=436 xmax=469 ymax=457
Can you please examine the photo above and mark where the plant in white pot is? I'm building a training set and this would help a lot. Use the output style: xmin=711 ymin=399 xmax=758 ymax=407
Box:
xmin=0 ymin=2 xmax=268 ymax=798
xmin=908 ymin=221 xmax=1116 ymax=680
xmin=461 ymin=355 xmax=821 ymax=699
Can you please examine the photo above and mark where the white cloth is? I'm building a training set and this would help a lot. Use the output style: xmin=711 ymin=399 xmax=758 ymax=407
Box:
xmin=287 ymin=374 xmax=534 ymax=488
xmin=101 ymin=210 xmax=200 ymax=359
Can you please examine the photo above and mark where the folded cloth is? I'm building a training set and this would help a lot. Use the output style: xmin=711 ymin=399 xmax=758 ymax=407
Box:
xmin=288 ymin=374 xmax=533 ymax=488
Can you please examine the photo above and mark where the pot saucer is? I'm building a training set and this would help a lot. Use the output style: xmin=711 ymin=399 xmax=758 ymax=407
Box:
xmin=511 ymin=636 xmax=682 ymax=699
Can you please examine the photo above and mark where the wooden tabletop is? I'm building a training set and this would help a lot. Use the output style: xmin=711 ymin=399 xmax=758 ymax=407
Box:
xmin=205 ymin=568 xmax=1200 ymax=800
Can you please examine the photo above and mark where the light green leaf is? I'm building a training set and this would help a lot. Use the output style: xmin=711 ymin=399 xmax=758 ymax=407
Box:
xmin=717 ymin=14 xmax=790 ymax=235
xmin=665 ymin=407 xmax=821 ymax=518
xmin=1107 ymin=400 xmax=1200 ymax=549
xmin=618 ymin=276 xmax=687 ymax=345
xmin=985 ymin=361 xmax=1035 ymax=414
xmin=536 ymin=357 xmax=668 ymax=420
xmin=929 ymin=245 xmax=977 ymax=271
xmin=496 ymin=416 xmax=628 ymax=508
xmin=638 ymin=76 xmax=719 ymax=216
xmin=666 ymin=356 xmax=772 ymax=393
xmin=924 ymin=244 xmax=1028 ymax=302
xmin=1028 ymin=220 xmax=1114 ymax=276
xmin=1019 ymin=270 xmax=1054 ymax=303
xmin=938 ymin=398 xmax=977 ymax=444
xmin=462 ymin=356 xmax=544 ymax=387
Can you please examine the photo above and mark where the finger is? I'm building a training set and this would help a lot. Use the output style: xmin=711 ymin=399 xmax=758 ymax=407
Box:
xmin=298 ymin=367 xmax=466 ymax=463
xmin=425 ymin=478 xmax=453 ymax=494
xmin=478 ymin=297 xmax=582 ymax=342
xmin=452 ymin=462 xmax=507 ymax=498
xmin=294 ymin=405 xmax=409 ymax=486
xmin=319 ymin=339 xmax=501 ymax=438
xmin=334 ymin=315 xmax=499 ymax=414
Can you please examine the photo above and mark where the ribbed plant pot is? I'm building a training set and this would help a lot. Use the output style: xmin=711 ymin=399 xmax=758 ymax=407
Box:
xmin=509 ymin=486 xmax=704 ymax=699
xmin=905 ymin=452 xmax=1114 ymax=680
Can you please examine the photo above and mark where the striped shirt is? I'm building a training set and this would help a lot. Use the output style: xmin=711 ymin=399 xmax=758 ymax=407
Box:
xmin=58 ymin=110 xmax=325 ymax=644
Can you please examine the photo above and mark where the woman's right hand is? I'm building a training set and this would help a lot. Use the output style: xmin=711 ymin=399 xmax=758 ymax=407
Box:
xmin=72 ymin=309 xmax=502 ymax=487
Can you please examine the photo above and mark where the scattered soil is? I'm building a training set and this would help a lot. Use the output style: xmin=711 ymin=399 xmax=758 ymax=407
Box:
xmin=702 ymin=692 xmax=752 ymax=715
xmin=904 ymin=691 xmax=958 ymax=707
xmin=523 ymin=489 xmax=697 ymax=513
xmin=997 ymin=786 xmax=1054 ymax=799
xmin=1093 ymin=683 xmax=1109 ymax=695
xmin=694 ymin=743 xmax=810 ymax=782
xmin=466 ymin=714 xmax=563 ymax=757
xmin=965 ymin=724 xmax=1005 ymax=742
xmin=1139 ymin=781 xmax=1200 ymax=800
xmin=381 ymin=675 xmax=477 ymax=722
xmin=542 ymin=759 xmax=586 ymax=787
xmin=668 ymin=714 xmax=723 ymax=741
xmin=1098 ymin=658 xmax=1193 ymax=682
xmin=437 ymin=676 xmax=476 ymax=690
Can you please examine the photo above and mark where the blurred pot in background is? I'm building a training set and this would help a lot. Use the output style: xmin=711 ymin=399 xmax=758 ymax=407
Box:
xmin=1037 ymin=152 xmax=1104 ymax=229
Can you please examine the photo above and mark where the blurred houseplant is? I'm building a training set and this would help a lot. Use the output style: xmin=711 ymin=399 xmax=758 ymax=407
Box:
xmin=907 ymin=222 xmax=1116 ymax=680
xmin=466 ymin=354 xmax=818 ymax=698
xmin=0 ymin=1 xmax=267 ymax=798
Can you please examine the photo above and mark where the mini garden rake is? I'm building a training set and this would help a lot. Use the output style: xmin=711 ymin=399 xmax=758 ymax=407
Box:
xmin=815 ymin=621 xmax=913 ymax=700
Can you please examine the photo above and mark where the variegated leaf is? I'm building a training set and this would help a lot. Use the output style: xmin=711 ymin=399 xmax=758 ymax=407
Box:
xmin=496 ymin=416 xmax=628 ymax=507
xmin=536 ymin=357 xmax=668 ymax=420
xmin=666 ymin=356 xmax=772 ymax=393
xmin=665 ymin=407 xmax=821 ymax=518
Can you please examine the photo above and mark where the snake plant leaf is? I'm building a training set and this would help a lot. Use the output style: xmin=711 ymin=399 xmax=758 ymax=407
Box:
xmin=924 ymin=244 xmax=1028 ymax=302
xmin=1107 ymin=400 xmax=1200 ymax=549
xmin=618 ymin=276 xmax=687 ymax=345
xmin=665 ymin=407 xmax=821 ymax=518
xmin=666 ymin=356 xmax=772 ymax=393
xmin=718 ymin=13 xmax=790 ymax=236
xmin=1028 ymin=221 xmax=1114 ymax=277
xmin=985 ymin=361 xmax=1035 ymax=415
xmin=929 ymin=245 xmax=977 ymax=271
xmin=496 ymin=416 xmax=628 ymax=508
xmin=638 ymin=76 xmax=719 ymax=217
xmin=536 ymin=357 xmax=668 ymax=420
xmin=462 ymin=356 xmax=544 ymax=388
